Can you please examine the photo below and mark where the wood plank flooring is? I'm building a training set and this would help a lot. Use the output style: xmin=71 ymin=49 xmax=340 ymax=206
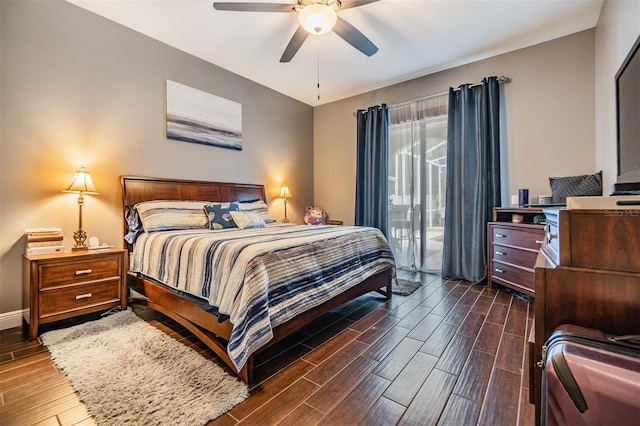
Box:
xmin=0 ymin=272 xmax=535 ymax=426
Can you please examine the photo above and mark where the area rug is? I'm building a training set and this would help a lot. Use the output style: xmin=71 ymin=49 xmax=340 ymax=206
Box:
xmin=392 ymin=278 xmax=422 ymax=296
xmin=41 ymin=309 xmax=248 ymax=426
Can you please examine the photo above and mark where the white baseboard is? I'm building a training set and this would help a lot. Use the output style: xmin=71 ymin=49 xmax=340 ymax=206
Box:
xmin=0 ymin=309 xmax=25 ymax=331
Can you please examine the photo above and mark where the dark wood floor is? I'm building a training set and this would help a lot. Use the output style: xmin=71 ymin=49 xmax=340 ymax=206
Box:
xmin=0 ymin=272 xmax=535 ymax=426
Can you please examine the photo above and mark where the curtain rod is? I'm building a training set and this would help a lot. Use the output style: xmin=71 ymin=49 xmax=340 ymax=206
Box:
xmin=353 ymin=76 xmax=511 ymax=116
xmin=389 ymin=75 xmax=511 ymax=111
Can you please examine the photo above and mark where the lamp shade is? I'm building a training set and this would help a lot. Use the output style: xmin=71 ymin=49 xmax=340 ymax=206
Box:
xmin=279 ymin=185 xmax=292 ymax=199
xmin=298 ymin=3 xmax=337 ymax=35
xmin=64 ymin=167 xmax=99 ymax=194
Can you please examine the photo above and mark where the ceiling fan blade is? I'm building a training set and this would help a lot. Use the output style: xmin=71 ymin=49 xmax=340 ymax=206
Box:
xmin=213 ymin=2 xmax=295 ymax=12
xmin=333 ymin=16 xmax=378 ymax=57
xmin=338 ymin=0 xmax=380 ymax=10
xmin=280 ymin=26 xmax=309 ymax=62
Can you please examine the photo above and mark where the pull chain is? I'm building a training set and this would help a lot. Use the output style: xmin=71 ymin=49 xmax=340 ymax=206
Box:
xmin=317 ymin=47 xmax=320 ymax=101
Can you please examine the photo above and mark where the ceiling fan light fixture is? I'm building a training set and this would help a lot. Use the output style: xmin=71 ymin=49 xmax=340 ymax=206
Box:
xmin=298 ymin=3 xmax=337 ymax=35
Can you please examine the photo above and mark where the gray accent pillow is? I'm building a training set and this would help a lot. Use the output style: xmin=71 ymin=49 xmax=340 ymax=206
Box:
xmin=204 ymin=202 xmax=240 ymax=230
xmin=124 ymin=205 xmax=144 ymax=244
xmin=549 ymin=171 xmax=602 ymax=203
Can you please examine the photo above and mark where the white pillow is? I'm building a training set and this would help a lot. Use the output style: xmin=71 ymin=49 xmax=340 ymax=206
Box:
xmin=237 ymin=199 xmax=275 ymax=223
xmin=229 ymin=211 xmax=265 ymax=229
xmin=135 ymin=200 xmax=209 ymax=232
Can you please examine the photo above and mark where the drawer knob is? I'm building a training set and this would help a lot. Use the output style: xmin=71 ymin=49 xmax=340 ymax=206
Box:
xmin=495 ymin=234 xmax=507 ymax=238
xmin=75 ymin=269 xmax=93 ymax=275
xmin=75 ymin=293 xmax=93 ymax=300
xmin=495 ymin=251 xmax=506 ymax=256
xmin=495 ymin=268 xmax=505 ymax=273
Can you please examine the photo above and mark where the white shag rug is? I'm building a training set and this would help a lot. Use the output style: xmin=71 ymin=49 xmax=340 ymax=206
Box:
xmin=41 ymin=309 xmax=248 ymax=426
xmin=393 ymin=279 xmax=422 ymax=296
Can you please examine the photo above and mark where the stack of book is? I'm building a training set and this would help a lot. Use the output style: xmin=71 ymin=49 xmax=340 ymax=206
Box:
xmin=25 ymin=228 xmax=64 ymax=255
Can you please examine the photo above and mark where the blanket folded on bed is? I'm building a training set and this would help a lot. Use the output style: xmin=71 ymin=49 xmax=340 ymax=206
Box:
xmin=130 ymin=224 xmax=395 ymax=371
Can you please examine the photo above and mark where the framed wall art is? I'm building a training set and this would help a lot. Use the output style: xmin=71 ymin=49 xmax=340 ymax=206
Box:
xmin=166 ymin=80 xmax=242 ymax=150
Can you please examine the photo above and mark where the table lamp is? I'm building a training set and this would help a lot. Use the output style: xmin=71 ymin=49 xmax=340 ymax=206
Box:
xmin=64 ymin=167 xmax=99 ymax=250
xmin=279 ymin=184 xmax=292 ymax=223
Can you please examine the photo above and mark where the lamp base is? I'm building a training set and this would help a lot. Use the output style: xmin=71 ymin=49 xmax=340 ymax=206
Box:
xmin=72 ymin=228 xmax=88 ymax=250
xmin=282 ymin=218 xmax=290 ymax=223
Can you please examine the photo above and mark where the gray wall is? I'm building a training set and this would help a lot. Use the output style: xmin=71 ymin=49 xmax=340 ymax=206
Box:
xmin=314 ymin=30 xmax=597 ymax=225
xmin=2 ymin=0 xmax=637 ymax=320
xmin=0 ymin=0 xmax=313 ymax=315
xmin=595 ymin=0 xmax=640 ymax=190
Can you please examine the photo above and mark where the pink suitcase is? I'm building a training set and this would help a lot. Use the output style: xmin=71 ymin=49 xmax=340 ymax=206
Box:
xmin=542 ymin=324 xmax=640 ymax=426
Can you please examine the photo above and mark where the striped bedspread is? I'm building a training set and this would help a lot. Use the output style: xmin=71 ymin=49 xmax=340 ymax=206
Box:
xmin=130 ymin=224 xmax=395 ymax=371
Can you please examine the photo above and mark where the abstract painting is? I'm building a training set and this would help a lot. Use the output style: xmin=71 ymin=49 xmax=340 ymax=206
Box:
xmin=166 ymin=80 xmax=242 ymax=150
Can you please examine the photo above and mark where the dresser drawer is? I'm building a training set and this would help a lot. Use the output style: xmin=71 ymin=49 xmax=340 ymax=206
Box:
xmin=39 ymin=256 xmax=121 ymax=289
xmin=491 ymin=261 xmax=535 ymax=292
xmin=39 ymin=280 xmax=122 ymax=318
xmin=491 ymin=225 xmax=544 ymax=251
xmin=542 ymin=209 xmax=560 ymax=264
xmin=492 ymin=245 xmax=539 ymax=270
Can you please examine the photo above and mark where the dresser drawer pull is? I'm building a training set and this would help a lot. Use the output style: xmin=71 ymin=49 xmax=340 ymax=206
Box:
xmin=535 ymin=240 xmax=544 ymax=244
xmin=495 ymin=234 xmax=507 ymax=238
xmin=75 ymin=269 xmax=93 ymax=276
xmin=495 ymin=251 xmax=506 ymax=256
xmin=495 ymin=268 xmax=505 ymax=273
xmin=75 ymin=293 xmax=93 ymax=300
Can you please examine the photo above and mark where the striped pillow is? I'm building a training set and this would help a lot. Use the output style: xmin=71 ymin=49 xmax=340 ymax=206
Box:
xmin=237 ymin=199 xmax=275 ymax=223
xmin=135 ymin=200 xmax=209 ymax=232
xmin=229 ymin=211 xmax=265 ymax=229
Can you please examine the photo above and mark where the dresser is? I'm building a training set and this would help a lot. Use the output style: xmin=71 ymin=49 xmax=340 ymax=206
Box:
xmin=23 ymin=248 xmax=127 ymax=339
xmin=531 ymin=207 xmax=640 ymax=424
xmin=487 ymin=207 xmax=545 ymax=296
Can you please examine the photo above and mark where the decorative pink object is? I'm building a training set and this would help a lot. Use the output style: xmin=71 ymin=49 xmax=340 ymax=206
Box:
xmin=304 ymin=206 xmax=327 ymax=225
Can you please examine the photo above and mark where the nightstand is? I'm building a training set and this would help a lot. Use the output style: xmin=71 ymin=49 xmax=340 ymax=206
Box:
xmin=487 ymin=207 xmax=545 ymax=296
xmin=22 ymin=248 xmax=127 ymax=339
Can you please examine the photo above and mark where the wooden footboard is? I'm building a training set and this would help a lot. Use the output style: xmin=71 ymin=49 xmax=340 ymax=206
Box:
xmin=129 ymin=267 xmax=392 ymax=384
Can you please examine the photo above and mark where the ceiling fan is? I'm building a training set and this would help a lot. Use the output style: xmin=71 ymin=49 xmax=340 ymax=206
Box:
xmin=212 ymin=0 xmax=379 ymax=62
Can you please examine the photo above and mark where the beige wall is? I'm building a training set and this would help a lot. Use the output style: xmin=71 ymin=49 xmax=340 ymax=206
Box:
xmin=595 ymin=0 xmax=640 ymax=191
xmin=0 ymin=0 xmax=313 ymax=315
xmin=314 ymin=30 xmax=597 ymax=225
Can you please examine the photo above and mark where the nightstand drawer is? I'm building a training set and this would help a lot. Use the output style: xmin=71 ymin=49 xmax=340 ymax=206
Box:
xmin=39 ymin=280 xmax=121 ymax=318
xmin=491 ymin=226 xmax=543 ymax=251
xmin=491 ymin=261 xmax=535 ymax=292
xmin=488 ymin=209 xmax=544 ymax=297
xmin=39 ymin=257 xmax=121 ymax=289
xmin=492 ymin=245 xmax=539 ymax=270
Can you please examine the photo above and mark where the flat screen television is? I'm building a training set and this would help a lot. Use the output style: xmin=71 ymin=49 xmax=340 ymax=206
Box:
xmin=613 ymin=34 xmax=640 ymax=195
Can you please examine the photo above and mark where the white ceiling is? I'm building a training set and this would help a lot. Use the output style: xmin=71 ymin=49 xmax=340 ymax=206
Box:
xmin=67 ymin=0 xmax=603 ymax=106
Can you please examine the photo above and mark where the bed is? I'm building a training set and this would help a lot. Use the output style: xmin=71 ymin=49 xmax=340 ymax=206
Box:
xmin=120 ymin=175 xmax=395 ymax=384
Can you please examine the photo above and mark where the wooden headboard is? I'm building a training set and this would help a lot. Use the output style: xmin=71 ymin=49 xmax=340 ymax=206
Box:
xmin=120 ymin=175 xmax=267 ymax=249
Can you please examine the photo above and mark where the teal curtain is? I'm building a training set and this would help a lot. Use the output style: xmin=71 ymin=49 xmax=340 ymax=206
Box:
xmin=355 ymin=104 xmax=389 ymax=236
xmin=442 ymin=77 xmax=501 ymax=283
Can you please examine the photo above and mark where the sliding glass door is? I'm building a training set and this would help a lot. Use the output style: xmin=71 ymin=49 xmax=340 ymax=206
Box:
xmin=388 ymin=94 xmax=448 ymax=273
